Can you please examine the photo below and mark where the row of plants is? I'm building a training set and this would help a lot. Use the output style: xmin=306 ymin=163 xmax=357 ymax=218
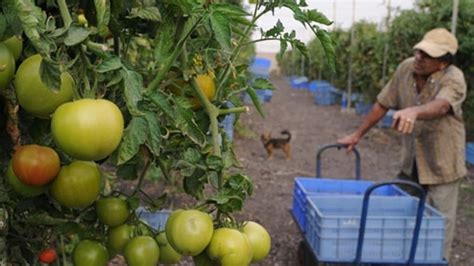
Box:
xmin=0 ymin=0 xmax=335 ymax=264
xmin=280 ymin=0 xmax=474 ymax=137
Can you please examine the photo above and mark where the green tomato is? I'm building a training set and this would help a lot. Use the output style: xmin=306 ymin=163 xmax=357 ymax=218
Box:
xmin=242 ymin=221 xmax=272 ymax=262
xmin=165 ymin=209 xmax=213 ymax=256
xmin=14 ymin=54 xmax=74 ymax=118
xmin=51 ymin=99 xmax=124 ymax=161
xmin=50 ymin=161 xmax=101 ymax=208
xmin=156 ymin=232 xmax=182 ymax=264
xmin=96 ymin=197 xmax=130 ymax=227
xmin=72 ymin=240 xmax=109 ymax=266
xmin=2 ymin=35 xmax=23 ymax=61
xmin=0 ymin=43 xmax=15 ymax=90
xmin=124 ymin=236 xmax=160 ymax=266
xmin=6 ymin=161 xmax=47 ymax=197
xmin=207 ymin=228 xmax=253 ymax=266
xmin=107 ymin=224 xmax=135 ymax=255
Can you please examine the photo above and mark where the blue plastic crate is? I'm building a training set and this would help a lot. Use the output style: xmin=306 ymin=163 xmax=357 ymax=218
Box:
xmin=290 ymin=76 xmax=309 ymax=89
xmin=291 ymin=178 xmax=408 ymax=233
xmin=466 ymin=142 xmax=474 ymax=165
xmin=314 ymin=87 xmax=337 ymax=106
xmin=136 ymin=208 xmax=172 ymax=231
xmin=308 ymin=80 xmax=331 ymax=94
xmin=341 ymin=93 xmax=362 ymax=109
xmin=305 ymin=195 xmax=444 ymax=264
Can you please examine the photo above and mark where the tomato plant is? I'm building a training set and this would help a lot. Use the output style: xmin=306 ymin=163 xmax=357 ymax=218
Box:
xmin=50 ymin=161 xmax=101 ymax=208
xmin=38 ymin=248 xmax=57 ymax=264
xmin=72 ymin=240 xmax=109 ymax=266
xmin=0 ymin=43 xmax=15 ymax=90
xmin=96 ymin=197 xmax=130 ymax=227
xmin=124 ymin=236 xmax=160 ymax=266
xmin=165 ymin=209 xmax=214 ymax=256
xmin=6 ymin=161 xmax=47 ymax=197
xmin=206 ymin=227 xmax=253 ymax=266
xmin=0 ymin=0 xmax=333 ymax=263
xmin=12 ymin=144 xmax=60 ymax=186
xmin=51 ymin=99 xmax=124 ymax=161
xmin=14 ymin=54 xmax=74 ymax=118
xmin=242 ymin=221 xmax=272 ymax=262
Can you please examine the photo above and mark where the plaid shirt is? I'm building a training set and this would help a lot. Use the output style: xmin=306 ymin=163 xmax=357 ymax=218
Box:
xmin=377 ymin=57 xmax=467 ymax=185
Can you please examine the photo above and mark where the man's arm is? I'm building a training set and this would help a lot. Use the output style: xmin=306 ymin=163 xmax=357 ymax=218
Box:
xmin=392 ymin=99 xmax=451 ymax=134
xmin=338 ymin=102 xmax=388 ymax=151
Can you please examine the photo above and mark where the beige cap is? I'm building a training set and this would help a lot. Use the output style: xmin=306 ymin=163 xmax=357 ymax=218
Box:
xmin=413 ymin=28 xmax=458 ymax=57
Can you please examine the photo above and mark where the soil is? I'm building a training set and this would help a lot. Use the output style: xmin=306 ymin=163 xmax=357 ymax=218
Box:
xmin=231 ymin=73 xmax=474 ymax=266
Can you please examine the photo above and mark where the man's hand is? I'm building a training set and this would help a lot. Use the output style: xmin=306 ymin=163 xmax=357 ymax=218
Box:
xmin=392 ymin=107 xmax=418 ymax=134
xmin=337 ymin=133 xmax=361 ymax=152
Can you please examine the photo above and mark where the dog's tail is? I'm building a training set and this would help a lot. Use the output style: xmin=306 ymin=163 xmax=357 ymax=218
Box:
xmin=280 ymin=130 xmax=291 ymax=141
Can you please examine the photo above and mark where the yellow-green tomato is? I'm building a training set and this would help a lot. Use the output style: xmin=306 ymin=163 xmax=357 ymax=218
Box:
xmin=51 ymin=99 xmax=124 ymax=161
xmin=107 ymin=224 xmax=135 ymax=255
xmin=242 ymin=221 xmax=272 ymax=262
xmin=6 ymin=161 xmax=47 ymax=197
xmin=3 ymin=35 xmax=23 ymax=61
xmin=165 ymin=209 xmax=213 ymax=256
xmin=124 ymin=236 xmax=160 ymax=266
xmin=0 ymin=43 xmax=15 ymax=90
xmin=156 ymin=232 xmax=182 ymax=264
xmin=206 ymin=228 xmax=253 ymax=266
xmin=96 ymin=197 xmax=130 ymax=227
xmin=14 ymin=54 xmax=74 ymax=118
xmin=50 ymin=161 xmax=101 ymax=208
xmin=72 ymin=240 xmax=109 ymax=266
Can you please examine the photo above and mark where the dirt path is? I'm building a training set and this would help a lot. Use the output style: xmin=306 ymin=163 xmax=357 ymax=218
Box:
xmin=234 ymin=74 xmax=474 ymax=266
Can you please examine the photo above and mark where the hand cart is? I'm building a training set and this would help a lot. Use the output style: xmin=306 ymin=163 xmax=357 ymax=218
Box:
xmin=292 ymin=144 xmax=448 ymax=266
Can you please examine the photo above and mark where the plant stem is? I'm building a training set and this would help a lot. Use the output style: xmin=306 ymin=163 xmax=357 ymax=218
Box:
xmin=57 ymin=0 xmax=72 ymax=29
xmin=132 ymin=148 xmax=152 ymax=197
xmin=218 ymin=106 xmax=249 ymax=116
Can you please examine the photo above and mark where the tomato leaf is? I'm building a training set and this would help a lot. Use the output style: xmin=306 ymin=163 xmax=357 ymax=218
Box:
xmin=307 ymin=9 xmax=332 ymax=26
xmin=154 ymin=20 xmax=175 ymax=63
xmin=183 ymin=169 xmax=205 ymax=199
xmin=210 ymin=11 xmax=231 ymax=51
xmin=24 ymin=211 xmax=68 ymax=226
xmin=316 ymin=29 xmax=336 ymax=72
xmin=96 ymin=56 xmax=122 ymax=73
xmin=128 ymin=7 xmax=161 ymax=22
xmin=94 ymin=0 xmax=111 ymax=37
xmin=206 ymin=155 xmax=223 ymax=171
xmin=183 ymin=148 xmax=201 ymax=164
xmin=121 ymin=69 xmax=143 ymax=115
xmin=118 ymin=116 xmax=147 ymax=165
xmin=146 ymin=91 xmax=175 ymax=120
xmin=175 ymin=99 xmax=206 ymax=147
xmin=253 ymin=78 xmax=274 ymax=90
xmin=0 ymin=14 xmax=6 ymax=39
xmin=64 ymin=26 xmax=91 ymax=46
xmin=40 ymin=59 xmax=61 ymax=93
xmin=144 ymin=112 xmax=161 ymax=157
xmin=116 ymin=161 xmax=138 ymax=180
xmin=244 ymin=87 xmax=264 ymax=117
xmin=177 ymin=160 xmax=196 ymax=177
xmin=15 ymin=0 xmax=51 ymax=54
xmin=265 ymin=20 xmax=284 ymax=37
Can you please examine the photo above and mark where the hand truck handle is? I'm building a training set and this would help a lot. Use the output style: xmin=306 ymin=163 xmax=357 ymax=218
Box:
xmin=354 ymin=179 xmax=426 ymax=265
xmin=316 ymin=143 xmax=361 ymax=180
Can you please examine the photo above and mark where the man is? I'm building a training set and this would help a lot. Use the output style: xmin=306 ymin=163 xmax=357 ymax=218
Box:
xmin=338 ymin=28 xmax=466 ymax=261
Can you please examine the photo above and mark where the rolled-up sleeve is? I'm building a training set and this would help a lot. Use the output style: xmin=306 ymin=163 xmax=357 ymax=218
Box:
xmin=436 ymin=69 xmax=466 ymax=117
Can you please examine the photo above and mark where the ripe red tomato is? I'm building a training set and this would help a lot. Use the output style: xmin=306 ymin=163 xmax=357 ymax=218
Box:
xmin=96 ymin=197 xmax=130 ymax=227
xmin=242 ymin=221 xmax=272 ymax=262
xmin=38 ymin=248 xmax=57 ymax=264
xmin=51 ymin=99 xmax=124 ymax=161
xmin=206 ymin=227 xmax=253 ymax=265
xmin=50 ymin=161 xmax=101 ymax=208
xmin=6 ymin=161 xmax=47 ymax=197
xmin=165 ymin=209 xmax=214 ymax=256
xmin=12 ymin=144 xmax=60 ymax=186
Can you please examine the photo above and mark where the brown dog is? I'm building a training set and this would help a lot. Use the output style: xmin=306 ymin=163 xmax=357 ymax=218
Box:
xmin=261 ymin=130 xmax=291 ymax=160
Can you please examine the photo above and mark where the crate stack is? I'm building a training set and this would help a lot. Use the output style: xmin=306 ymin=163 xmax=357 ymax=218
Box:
xmin=466 ymin=142 xmax=474 ymax=165
xmin=243 ymin=57 xmax=273 ymax=104
xmin=291 ymin=177 xmax=446 ymax=264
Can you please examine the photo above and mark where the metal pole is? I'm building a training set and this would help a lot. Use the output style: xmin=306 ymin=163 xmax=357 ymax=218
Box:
xmin=346 ymin=0 xmax=356 ymax=111
xmin=382 ymin=0 xmax=391 ymax=83
xmin=451 ymin=0 xmax=459 ymax=35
